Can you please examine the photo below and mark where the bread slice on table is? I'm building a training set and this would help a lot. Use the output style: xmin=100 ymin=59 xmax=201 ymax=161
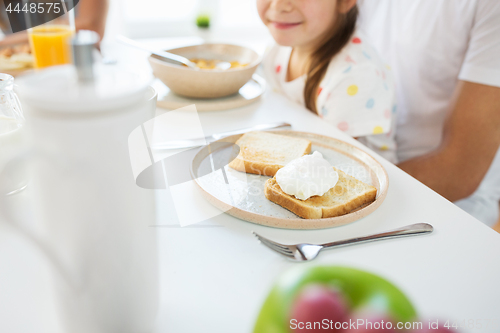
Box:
xmin=228 ymin=131 xmax=312 ymax=176
xmin=264 ymin=168 xmax=377 ymax=219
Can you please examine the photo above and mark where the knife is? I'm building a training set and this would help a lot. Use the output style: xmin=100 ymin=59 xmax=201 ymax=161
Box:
xmin=151 ymin=122 xmax=292 ymax=150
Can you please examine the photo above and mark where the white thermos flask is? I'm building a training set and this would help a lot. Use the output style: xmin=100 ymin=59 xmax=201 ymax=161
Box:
xmin=9 ymin=31 xmax=159 ymax=333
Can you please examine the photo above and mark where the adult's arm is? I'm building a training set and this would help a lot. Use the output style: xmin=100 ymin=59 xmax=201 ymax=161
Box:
xmin=0 ymin=0 xmax=109 ymax=47
xmin=75 ymin=0 xmax=109 ymax=39
xmin=398 ymin=81 xmax=500 ymax=202
xmin=0 ymin=32 xmax=28 ymax=47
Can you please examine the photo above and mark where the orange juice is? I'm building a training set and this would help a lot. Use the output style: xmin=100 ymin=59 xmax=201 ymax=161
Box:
xmin=29 ymin=25 xmax=74 ymax=69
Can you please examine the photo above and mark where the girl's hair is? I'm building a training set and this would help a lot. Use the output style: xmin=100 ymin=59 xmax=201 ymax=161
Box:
xmin=304 ymin=4 xmax=358 ymax=114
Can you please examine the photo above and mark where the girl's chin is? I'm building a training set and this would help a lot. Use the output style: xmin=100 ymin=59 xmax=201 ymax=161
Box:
xmin=270 ymin=33 xmax=302 ymax=47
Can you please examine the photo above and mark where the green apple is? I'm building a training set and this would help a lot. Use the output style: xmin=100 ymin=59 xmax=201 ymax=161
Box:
xmin=253 ymin=266 xmax=417 ymax=333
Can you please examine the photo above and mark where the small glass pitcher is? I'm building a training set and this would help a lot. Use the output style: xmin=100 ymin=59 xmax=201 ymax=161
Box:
xmin=0 ymin=73 xmax=27 ymax=195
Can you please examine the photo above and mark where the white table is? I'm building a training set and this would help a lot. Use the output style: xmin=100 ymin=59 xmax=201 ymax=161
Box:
xmin=1 ymin=39 xmax=500 ymax=333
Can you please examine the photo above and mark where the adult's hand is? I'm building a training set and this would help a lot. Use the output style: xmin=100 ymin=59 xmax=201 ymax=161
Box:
xmin=398 ymin=80 xmax=500 ymax=202
xmin=0 ymin=32 xmax=28 ymax=47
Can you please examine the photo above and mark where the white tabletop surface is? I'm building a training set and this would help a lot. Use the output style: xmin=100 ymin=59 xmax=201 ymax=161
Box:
xmin=1 ymin=38 xmax=500 ymax=333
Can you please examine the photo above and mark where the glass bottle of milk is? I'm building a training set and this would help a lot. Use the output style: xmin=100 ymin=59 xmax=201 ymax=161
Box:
xmin=0 ymin=73 xmax=27 ymax=195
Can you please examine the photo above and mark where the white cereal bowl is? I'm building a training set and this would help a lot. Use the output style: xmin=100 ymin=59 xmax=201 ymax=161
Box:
xmin=148 ymin=43 xmax=261 ymax=99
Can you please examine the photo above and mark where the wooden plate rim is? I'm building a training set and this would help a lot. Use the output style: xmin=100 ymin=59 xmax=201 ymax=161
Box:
xmin=190 ymin=130 xmax=389 ymax=229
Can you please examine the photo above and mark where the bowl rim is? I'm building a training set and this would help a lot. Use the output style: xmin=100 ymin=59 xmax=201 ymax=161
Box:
xmin=148 ymin=43 xmax=262 ymax=73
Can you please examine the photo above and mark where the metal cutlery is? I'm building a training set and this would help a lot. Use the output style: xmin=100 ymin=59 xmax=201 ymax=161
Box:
xmin=151 ymin=122 xmax=291 ymax=150
xmin=116 ymin=35 xmax=231 ymax=70
xmin=116 ymin=35 xmax=198 ymax=69
xmin=253 ymin=223 xmax=433 ymax=261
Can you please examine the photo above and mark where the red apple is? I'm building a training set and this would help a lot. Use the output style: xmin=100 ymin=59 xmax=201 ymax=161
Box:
xmin=289 ymin=284 xmax=349 ymax=332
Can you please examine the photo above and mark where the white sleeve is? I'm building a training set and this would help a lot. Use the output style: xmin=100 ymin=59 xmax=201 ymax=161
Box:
xmin=317 ymin=62 xmax=395 ymax=138
xmin=458 ymin=0 xmax=500 ymax=87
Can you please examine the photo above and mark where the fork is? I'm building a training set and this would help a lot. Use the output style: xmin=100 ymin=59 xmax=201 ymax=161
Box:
xmin=253 ymin=223 xmax=433 ymax=261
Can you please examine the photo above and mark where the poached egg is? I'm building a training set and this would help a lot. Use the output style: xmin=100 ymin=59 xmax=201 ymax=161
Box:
xmin=275 ymin=151 xmax=339 ymax=201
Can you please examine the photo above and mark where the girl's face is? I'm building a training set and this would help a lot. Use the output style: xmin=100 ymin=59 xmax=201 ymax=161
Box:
xmin=257 ymin=0 xmax=340 ymax=49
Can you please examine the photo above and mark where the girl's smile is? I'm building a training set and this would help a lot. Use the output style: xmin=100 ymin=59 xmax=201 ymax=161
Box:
xmin=269 ymin=21 xmax=303 ymax=30
xmin=257 ymin=0 xmax=341 ymax=49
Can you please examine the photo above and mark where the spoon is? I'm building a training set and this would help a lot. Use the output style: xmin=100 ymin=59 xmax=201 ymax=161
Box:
xmin=116 ymin=35 xmax=231 ymax=70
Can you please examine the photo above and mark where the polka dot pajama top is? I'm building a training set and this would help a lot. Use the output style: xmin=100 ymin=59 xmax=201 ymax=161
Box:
xmin=262 ymin=32 xmax=398 ymax=163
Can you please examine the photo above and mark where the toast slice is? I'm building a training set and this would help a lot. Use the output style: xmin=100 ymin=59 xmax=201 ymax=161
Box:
xmin=264 ymin=167 xmax=377 ymax=219
xmin=228 ymin=131 xmax=312 ymax=176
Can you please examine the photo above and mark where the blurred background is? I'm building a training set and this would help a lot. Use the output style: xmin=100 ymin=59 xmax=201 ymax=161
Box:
xmin=104 ymin=0 xmax=270 ymax=41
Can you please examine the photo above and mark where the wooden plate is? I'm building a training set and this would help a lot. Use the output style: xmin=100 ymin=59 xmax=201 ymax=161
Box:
xmin=0 ymin=68 xmax=32 ymax=77
xmin=190 ymin=131 xmax=389 ymax=229
xmin=153 ymin=74 xmax=265 ymax=111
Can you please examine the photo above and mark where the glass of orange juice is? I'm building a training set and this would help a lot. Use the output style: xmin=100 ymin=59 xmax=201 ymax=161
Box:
xmin=25 ymin=0 xmax=75 ymax=69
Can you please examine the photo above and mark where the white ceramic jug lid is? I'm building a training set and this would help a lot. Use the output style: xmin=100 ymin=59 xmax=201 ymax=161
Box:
xmin=15 ymin=63 xmax=153 ymax=114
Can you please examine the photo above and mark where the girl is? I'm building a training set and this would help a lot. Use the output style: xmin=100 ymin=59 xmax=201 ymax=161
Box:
xmin=258 ymin=0 xmax=397 ymax=163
